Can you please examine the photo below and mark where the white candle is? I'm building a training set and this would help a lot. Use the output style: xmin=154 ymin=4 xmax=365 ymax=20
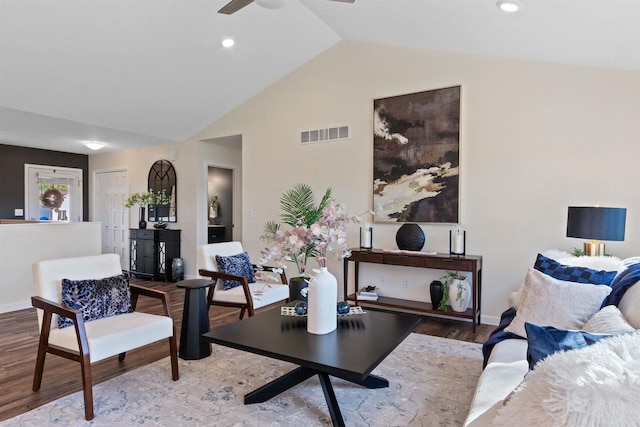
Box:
xmin=362 ymin=223 xmax=372 ymax=248
xmin=453 ymin=232 xmax=464 ymax=254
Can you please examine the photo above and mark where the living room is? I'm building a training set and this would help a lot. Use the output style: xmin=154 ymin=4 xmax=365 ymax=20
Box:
xmin=1 ymin=1 xmax=639 ymax=425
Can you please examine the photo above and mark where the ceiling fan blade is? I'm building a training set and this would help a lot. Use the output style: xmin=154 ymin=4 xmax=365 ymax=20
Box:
xmin=329 ymin=0 xmax=355 ymax=3
xmin=218 ymin=0 xmax=254 ymax=14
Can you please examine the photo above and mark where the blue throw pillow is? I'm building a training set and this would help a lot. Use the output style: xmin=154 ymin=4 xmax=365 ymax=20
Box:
xmin=525 ymin=322 xmax=612 ymax=370
xmin=215 ymin=252 xmax=256 ymax=290
xmin=534 ymin=253 xmax=617 ymax=285
xmin=59 ymin=272 xmax=133 ymax=329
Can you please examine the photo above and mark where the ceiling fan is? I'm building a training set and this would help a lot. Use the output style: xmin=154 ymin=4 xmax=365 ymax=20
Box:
xmin=218 ymin=0 xmax=355 ymax=15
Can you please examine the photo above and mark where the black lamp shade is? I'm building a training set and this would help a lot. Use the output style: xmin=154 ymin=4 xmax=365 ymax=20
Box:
xmin=566 ymin=207 xmax=626 ymax=241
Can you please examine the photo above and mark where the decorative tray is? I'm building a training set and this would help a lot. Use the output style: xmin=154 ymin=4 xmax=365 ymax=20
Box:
xmin=281 ymin=306 xmax=365 ymax=317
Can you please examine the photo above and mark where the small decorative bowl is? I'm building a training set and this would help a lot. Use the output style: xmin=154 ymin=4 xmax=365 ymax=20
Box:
xmin=337 ymin=301 xmax=351 ymax=314
xmin=294 ymin=302 xmax=308 ymax=316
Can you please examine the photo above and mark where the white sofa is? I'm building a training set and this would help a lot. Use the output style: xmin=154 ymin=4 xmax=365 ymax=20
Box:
xmin=464 ymin=257 xmax=640 ymax=426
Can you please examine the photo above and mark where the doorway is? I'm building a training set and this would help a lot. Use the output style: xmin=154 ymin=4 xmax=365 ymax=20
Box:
xmin=207 ymin=167 xmax=233 ymax=243
xmin=94 ymin=169 xmax=129 ymax=269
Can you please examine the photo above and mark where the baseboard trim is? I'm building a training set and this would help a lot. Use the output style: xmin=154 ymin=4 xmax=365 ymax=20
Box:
xmin=481 ymin=314 xmax=500 ymax=326
xmin=0 ymin=300 xmax=31 ymax=314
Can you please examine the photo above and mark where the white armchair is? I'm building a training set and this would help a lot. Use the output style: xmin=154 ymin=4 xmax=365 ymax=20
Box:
xmin=31 ymin=253 xmax=178 ymax=420
xmin=197 ymin=242 xmax=289 ymax=319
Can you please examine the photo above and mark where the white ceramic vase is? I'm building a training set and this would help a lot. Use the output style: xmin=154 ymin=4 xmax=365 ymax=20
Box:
xmin=307 ymin=267 xmax=337 ymax=335
xmin=449 ymin=279 xmax=471 ymax=312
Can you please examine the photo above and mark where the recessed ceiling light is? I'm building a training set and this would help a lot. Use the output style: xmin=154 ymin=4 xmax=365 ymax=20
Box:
xmin=221 ymin=38 xmax=235 ymax=48
xmin=497 ymin=0 xmax=523 ymax=13
xmin=83 ymin=141 xmax=104 ymax=150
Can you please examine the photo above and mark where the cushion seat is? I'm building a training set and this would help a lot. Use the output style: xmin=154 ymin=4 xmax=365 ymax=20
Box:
xmin=210 ymin=281 xmax=290 ymax=307
xmin=49 ymin=312 xmax=174 ymax=363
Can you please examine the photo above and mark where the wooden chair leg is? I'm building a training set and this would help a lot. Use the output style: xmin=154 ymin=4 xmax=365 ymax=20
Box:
xmin=169 ymin=336 xmax=179 ymax=381
xmin=32 ymin=342 xmax=47 ymax=391
xmin=79 ymin=353 xmax=94 ymax=420
xmin=118 ymin=352 xmax=126 ymax=362
xmin=248 ymin=306 xmax=255 ymax=317
xmin=33 ymin=310 xmax=52 ymax=392
xmin=239 ymin=307 xmax=246 ymax=319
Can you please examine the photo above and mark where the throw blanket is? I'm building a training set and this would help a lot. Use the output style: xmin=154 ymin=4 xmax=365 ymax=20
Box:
xmin=601 ymin=263 xmax=640 ymax=307
xmin=491 ymin=331 xmax=640 ymax=427
xmin=481 ymin=307 xmax=523 ymax=368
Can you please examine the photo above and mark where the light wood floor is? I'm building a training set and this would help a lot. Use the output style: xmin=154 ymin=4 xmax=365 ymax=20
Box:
xmin=0 ymin=279 xmax=493 ymax=422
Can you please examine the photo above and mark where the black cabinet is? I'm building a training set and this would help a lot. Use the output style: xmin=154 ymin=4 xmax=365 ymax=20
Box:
xmin=130 ymin=229 xmax=181 ymax=281
xmin=207 ymin=225 xmax=228 ymax=244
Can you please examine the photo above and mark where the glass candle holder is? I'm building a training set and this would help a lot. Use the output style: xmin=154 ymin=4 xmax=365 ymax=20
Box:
xmin=360 ymin=223 xmax=373 ymax=250
xmin=450 ymin=228 xmax=465 ymax=256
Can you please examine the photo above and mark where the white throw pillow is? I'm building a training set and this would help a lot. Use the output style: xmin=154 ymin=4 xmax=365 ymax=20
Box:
xmin=619 ymin=280 xmax=640 ymax=329
xmin=509 ymin=251 xmax=621 ymax=309
xmin=492 ymin=333 xmax=640 ymax=427
xmin=504 ymin=268 xmax=611 ymax=338
xmin=582 ymin=305 xmax=635 ymax=334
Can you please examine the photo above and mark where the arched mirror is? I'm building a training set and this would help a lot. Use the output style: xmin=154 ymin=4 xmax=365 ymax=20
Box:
xmin=148 ymin=160 xmax=177 ymax=222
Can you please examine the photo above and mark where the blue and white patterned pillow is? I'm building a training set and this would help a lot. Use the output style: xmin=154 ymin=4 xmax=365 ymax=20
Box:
xmin=215 ymin=252 xmax=256 ymax=290
xmin=534 ymin=253 xmax=617 ymax=286
xmin=58 ymin=272 xmax=133 ymax=329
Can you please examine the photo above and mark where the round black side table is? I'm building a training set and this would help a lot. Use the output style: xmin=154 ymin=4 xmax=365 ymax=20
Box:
xmin=176 ymin=279 xmax=215 ymax=360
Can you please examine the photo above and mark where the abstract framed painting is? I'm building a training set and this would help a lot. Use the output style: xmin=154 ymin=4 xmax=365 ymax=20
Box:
xmin=373 ymin=86 xmax=460 ymax=223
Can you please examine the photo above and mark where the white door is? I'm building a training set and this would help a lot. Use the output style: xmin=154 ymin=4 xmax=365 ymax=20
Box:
xmin=25 ymin=164 xmax=83 ymax=222
xmin=95 ymin=170 xmax=129 ymax=269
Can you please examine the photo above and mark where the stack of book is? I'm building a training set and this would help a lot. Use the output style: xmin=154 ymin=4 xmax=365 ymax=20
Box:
xmin=357 ymin=287 xmax=379 ymax=301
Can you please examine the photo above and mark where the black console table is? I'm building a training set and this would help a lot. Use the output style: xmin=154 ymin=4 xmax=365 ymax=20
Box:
xmin=130 ymin=229 xmax=181 ymax=281
xmin=343 ymin=249 xmax=482 ymax=332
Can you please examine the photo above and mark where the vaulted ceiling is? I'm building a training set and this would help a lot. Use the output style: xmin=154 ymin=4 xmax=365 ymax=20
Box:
xmin=1 ymin=0 xmax=638 ymax=154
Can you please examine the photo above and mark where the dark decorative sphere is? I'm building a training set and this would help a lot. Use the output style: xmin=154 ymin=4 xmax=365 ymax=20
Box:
xmin=294 ymin=302 xmax=308 ymax=316
xmin=395 ymin=223 xmax=425 ymax=251
xmin=336 ymin=301 xmax=351 ymax=315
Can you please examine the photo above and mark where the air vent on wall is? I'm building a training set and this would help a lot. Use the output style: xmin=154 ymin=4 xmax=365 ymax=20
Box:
xmin=300 ymin=125 xmax=350 ymax=145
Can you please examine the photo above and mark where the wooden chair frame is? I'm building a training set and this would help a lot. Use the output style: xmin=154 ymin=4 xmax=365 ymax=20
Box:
xmin=31 ymin=284 xmax=179 ymax=421
xmin=198 ymin=265 xmax=287 ymax=319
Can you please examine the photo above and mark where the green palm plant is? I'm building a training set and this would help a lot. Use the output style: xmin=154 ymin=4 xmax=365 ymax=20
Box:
xmin=262 ymin=183 xmax=332 ymax=274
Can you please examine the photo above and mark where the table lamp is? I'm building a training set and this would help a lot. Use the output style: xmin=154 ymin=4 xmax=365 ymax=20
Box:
xmin=566 ymin=206 xmax=626 ymax=256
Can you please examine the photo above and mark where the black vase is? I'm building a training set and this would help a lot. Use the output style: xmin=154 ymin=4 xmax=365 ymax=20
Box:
xmin=289 ymin=276 xmax=309 ymax=302
xmin=430 ymin=280 xmax=444 ymax=310
xmin=138 ymin=206 xmax=147 ymax=229
xmin=395 ymin=223 xmax=425 ymax=251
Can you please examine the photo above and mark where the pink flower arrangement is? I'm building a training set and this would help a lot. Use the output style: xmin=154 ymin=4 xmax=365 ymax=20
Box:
xmin=308 ymin=202 xmax=353 ymax=267
xmin=259 ymin=201 xmax=357 ymax=275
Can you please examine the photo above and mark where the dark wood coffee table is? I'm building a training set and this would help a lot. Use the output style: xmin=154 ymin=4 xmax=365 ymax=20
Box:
xmin=202 ymin=304 xmax=421 ymax=426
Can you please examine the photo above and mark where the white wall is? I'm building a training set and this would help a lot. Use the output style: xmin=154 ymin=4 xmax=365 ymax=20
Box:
xmin=186 ymin=41 xmax=640 ymax=325
xmin=0 ymin=222 xmax=101 ymax=312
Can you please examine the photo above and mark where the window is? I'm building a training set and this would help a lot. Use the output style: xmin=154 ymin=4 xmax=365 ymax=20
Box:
xmin=25 ymin=164 xmax=83 ymax=222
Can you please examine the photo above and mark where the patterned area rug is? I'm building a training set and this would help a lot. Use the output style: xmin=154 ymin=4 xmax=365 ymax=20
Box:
xmin=2 ymin=334 xmax=482 ymax=427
